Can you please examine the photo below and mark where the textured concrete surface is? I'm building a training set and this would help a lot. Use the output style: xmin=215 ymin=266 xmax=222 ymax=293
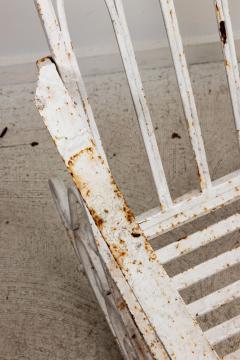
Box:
xmin=0 ymin=61 xmax=240 ymax=359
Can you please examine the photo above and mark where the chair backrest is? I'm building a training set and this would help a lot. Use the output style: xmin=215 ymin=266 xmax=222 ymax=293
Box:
xmin=35 ymin=0 xmax=240 ymax=239
xmin=34 ymin=1 xmax=240 ymax=359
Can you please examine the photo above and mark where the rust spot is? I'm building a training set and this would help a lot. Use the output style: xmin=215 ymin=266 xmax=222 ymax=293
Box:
xmin=109 ymin=243 xmax=128 ymax=267
xmin=98 ymin=155 xmax=104 ymax=164
xmin=219 ymin=20 xmax=227 ymax=44
xmin=67 ymin=52 xmax=71 ymax=59
xmin=104 ymin=209 xmax=109 ymax=213
xmin=67 ymin=147 xmax=93 ymax=167
xmin=117 ymin=301 xmax=127 ymax=311
xmin=35 ymin=2 xmax=42 ymax=15
xmin=90 ymin=139 xmax=96 ymax=148
xmin=36 ymin=56 xmax=52 ymax=66
xmin=215 ymin=4 xmax=219 ymax=13
xmin=114 ymin=188 xmax=122 ymax=198
xmin=82 ymin=98 xmax=89 ymax=113
xmin=196 ymin=167 xmax=206 ymax=190
xmin=86 ymin=189 xmax=91 ymax=197
xmin=224 ymin=59 xmax=230 ymax=67
xmin=144 ymin=239 xmax=157 ymax=262
xmin=89 ymin=208 xmax=104 ymax=229
xmin=131 ymin=232 xmax=141 ymax=238
xmin=123 ymin=205 xmax=135 ymax=223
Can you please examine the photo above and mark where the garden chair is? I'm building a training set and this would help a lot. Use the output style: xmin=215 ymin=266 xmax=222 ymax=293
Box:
xmin=34 ymin=0 xmax=240 ymax=358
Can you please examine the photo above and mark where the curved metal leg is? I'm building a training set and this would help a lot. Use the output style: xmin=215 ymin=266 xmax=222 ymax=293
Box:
xmin=49 ymin=178 xmax=153 ymax=360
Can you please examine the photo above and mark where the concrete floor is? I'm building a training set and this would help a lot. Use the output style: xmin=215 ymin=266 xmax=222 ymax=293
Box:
xmin=0 ymin=60 xmax=240 ymax=359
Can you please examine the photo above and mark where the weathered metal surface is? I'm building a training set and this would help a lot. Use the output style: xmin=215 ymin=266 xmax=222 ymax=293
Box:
xmin=138 ymin=169 xmax=240 ymax=239
xmin=156 ymin=213 xmax=240 ymax=264
xmin=172 ymin=246 xmax=240 ymax=291
xmin=188 ymin=280 xmax=240 ymax=318
xmin=214 ymin=0 xmax=240 ymax=135
xmin=34 ymin=0 xmax=240 ymax=358
xmin=204 ymin=314 xmax=240 ymax=346
xmin=36 ymin=58 xmax=218 ymax=359
xmin=49 ymin=178 xmax=155 ymax=360
xmin=224 ymin=349 xmax=240 ymax=360
xmin=34 ymin=0 xmax=107 ymax=161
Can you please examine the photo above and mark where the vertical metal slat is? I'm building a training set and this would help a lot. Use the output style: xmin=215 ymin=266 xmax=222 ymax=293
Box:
xmin=159 ymin=0 xmax=211 ymax=192
xmin=214 ymin=0 xmax=240 ymax=140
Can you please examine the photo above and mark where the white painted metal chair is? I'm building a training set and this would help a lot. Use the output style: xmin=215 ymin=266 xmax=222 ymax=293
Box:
xmin=34 ymin=1 xmax=240 ymax=359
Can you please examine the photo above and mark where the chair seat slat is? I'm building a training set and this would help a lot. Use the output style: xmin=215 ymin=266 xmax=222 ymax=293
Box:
xmin=156 ymin=213 xmax=240 ymax=264
xmin=205 ymin=314 xmax=240 ymax=346
xmin=138 ymin=169 xmax=240 ymax=239
xmin=172 ymin=247 xmax=240 ymax=290
xmin=188 ymin=280 xmax=240 ymax=318
xmin=223 ymin=349 xmax=240 ymax=360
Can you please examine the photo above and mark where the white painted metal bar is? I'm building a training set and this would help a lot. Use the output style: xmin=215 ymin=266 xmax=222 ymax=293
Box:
xmin=205 ymin=314 xmax=240 ymax=346
xmin=36 ymin=58 xmax=219 ymax=359
xmin=188 ymin=280 xmax=240 ymax=318
xmin=158 ymin=0 xmax=211 ymax=192
xmin=104 ymin=0 xmax=172 ymax=210
xmin=156 ymin=213 xmax=240 ymax=264
xmin=224 ymin=349 xmax=240 ymax=360
xmin=214 ymin=1 xmax=240 ymax=137
xmin=35 ymin=0 xmax=107 ymax=161
xmin=55 ymin=0 xmax=107 ymax=161
xmin=172 ymin=246 xmax=240 ymax=290
xmin=68 ymin=184 xmax=167 ymax=360
xmin=138 ymin=169 xmax=240 ymax=239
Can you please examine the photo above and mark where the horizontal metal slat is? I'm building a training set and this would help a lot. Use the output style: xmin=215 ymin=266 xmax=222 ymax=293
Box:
xmin=188 ymin=280 xmax=240 ymax=317
xmin=156 ymin=213 xmax=240 ymax=264
xmin=138 ymin=169 xmax=240 ymax=239
xmin=205 ymin=314 xmax=240 ymax=346
xmin=172 ymin=247 xmax=240 ymax=290
xmin=224 ymin=348 xmax=240 ymax=360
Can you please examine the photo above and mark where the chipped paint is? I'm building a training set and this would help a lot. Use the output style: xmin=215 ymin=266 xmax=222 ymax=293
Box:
xmin=214 ymin=0 xmax=240 ymax=132
xmin=35 ymin=58 xmax=218 ymax=359
xmin=34 ymin=1 xmax=240 ymax=358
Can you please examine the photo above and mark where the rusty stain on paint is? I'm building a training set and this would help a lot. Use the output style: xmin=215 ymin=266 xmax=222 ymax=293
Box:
xmin=219 ymin=20 xmax=227 ymax=44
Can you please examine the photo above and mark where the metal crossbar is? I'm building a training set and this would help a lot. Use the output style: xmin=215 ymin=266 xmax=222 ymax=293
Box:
xmin=34 ymin=0 xmax=240 ymax=359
